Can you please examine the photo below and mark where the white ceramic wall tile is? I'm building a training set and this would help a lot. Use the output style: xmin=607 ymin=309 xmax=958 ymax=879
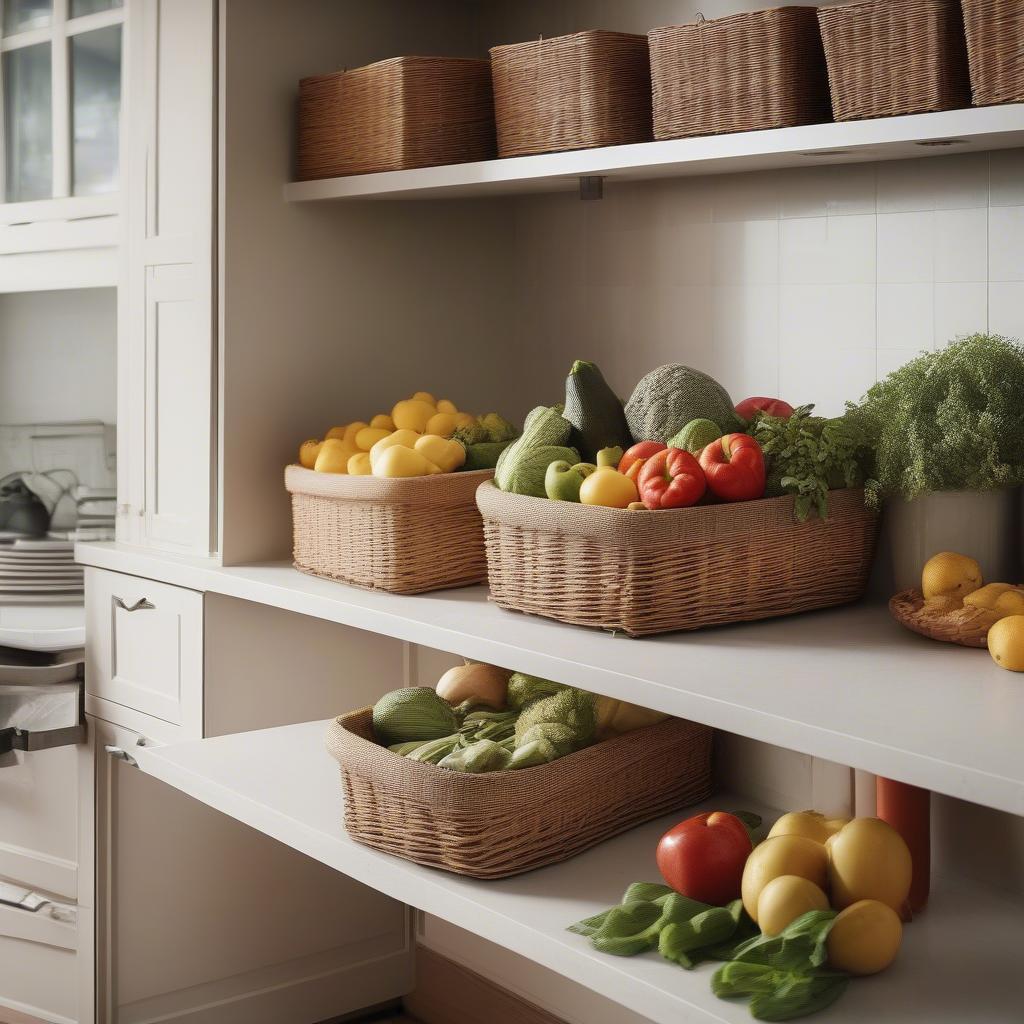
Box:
xmin=988 ymin=206 xmax=1024 ymax=281
xmin=876 ymin=152 xmax=988 ymax=213
xmin=934 ymin=282 xmax=988 ymax=347
xmin=780 ymin=215 xmax=875 ymax=284
xmin=709 ymin=172 xmax=781 ymax=222
xmin=877 ymin=211 xmax=935 ymax=283
xmin=989 ymin=282 xmax=1024 ymax=341
xmin=989 ymin=150 xmax=1024 ymax=207
xmin=709 ymin=285 xmax=779 ymax=397
xmin=778 ymin=163 xmax=876 ymax=220
xmin=780 ymin=345 xmax=876 ymax=416
xmin=780 ymin=283 xmax=875 ymax=353
xmin=712 ymin=219 xmax=779 ymax=285
xmin=933 ymin=208 xmax=988 ymax=283
xmin=877 ymin=283 xmax=933 ymax=350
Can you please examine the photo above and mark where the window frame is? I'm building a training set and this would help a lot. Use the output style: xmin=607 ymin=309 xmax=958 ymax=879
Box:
xmin=0 ymin=0 xmax=125 ymax=213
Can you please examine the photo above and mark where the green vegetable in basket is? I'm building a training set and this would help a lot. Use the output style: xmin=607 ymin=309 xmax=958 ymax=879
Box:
xmin=507 ymin=722 xmax=579 ymax=769
xmin=513 ymin=687 xmax=596 ymax=752
xmin=403 ymin=734 xmax=462 ymax=764
xmin=372 ymin=687 xmax=460 ymax=745
xmin=506 ymin=673 xmax=569 ymax=711
xmin=462 ymin=440 xmax=513 ymax=471
xmin=625 ymin=364 xmax=740 ymax=444
xmin=563 ymin=360 xmax=633 ymax=463
xmin=438 ymin=738 xmax=511 ymax=773
xmin=495 ymin=405 xmax=578 ymax=496
xmin=669 ymin=417 xmax=723 ymax=457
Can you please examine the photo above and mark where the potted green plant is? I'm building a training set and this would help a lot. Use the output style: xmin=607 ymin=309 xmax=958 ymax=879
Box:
xmin=846 ymin=334 xmax=1024 ymax=592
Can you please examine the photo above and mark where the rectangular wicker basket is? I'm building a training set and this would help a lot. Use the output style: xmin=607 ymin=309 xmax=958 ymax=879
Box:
xmin=285 ymin=465 xmax=492 ymax=595
xmin=476 ymin=482 xmax=878 ymax=637
xmin=489 ymin=30 xmax=652 ymax=158
xmin=817 ymin=0 xmax=972 ymax=121
xmin=296 ymin=56 xmax=496 ymax=179
xmin=325 ymin=708 xmax=713 ymax=879
xmin=962 ymin=0 xmax=1024 ymax=106
xmin=649 ymin=7 xmax=832 ymax=140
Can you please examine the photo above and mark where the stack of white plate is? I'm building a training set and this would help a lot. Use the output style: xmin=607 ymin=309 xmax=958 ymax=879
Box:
xmin=0 ymin=539 xmax=83 ymax=604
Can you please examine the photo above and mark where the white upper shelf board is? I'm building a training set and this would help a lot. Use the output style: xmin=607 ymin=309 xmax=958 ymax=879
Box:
xmin=77 ymin=544 xmax=1024 ymax=817
xmin=283 ymin=105 xmax=1024 ymax=202
xmin=134 ymin=719 xmax=1023 ymax=1024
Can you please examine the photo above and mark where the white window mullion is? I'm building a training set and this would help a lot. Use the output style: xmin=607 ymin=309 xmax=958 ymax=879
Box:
xmin=51 ymin=0 xmax=71 ymax=198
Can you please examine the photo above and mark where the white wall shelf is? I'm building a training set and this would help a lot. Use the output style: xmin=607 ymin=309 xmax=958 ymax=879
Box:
xmin=283 ymin=105 xmax=1024 ymax=202
xmin=133 ymin=718 xmax=1022 ymax=1024
xmin=76 ymin=543 xmax=1024 ymax=816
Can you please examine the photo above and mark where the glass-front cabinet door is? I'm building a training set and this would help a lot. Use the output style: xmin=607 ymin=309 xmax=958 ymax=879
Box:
xmin=0 ymin=0 xmax=123 ymax=207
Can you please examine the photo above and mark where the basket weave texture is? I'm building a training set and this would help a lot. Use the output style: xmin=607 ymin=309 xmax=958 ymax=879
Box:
xmin=817 ymin=0 xmax=972 ymax=121
xmin=286 ymin=465 xmax=492 ymax=595
xmin=489 ymin=31 xmax=652 ymax=158
xmin=476 ymin=482 xmax=878 ymax=637
xmin=326 ymin=708 xmax=713 ymax=879
xmin=649 ymin=8 xmax=831 ymax=140
xmin=889 ymin=588 xmax=1009 ymax=647
xmin=962 ymin=0 xmax=1024 ymax=106
xmin=296 ymin=56 xmax=496 ymax=179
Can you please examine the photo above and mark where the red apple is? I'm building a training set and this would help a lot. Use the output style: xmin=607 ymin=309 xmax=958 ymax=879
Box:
xmin=735 ymin=397 xmax=795 ymax=422
xmin=656 ymin=811 xmax=752 ymax=905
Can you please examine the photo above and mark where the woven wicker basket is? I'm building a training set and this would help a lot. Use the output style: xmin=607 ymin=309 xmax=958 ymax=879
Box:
xmin=962 ymin=0 xmax=1024 ymax=106
xmin=649 ymin=8 xmax=831 ymax=140
xmin=285 ymin=465 xmax=492 ymax=595
xmin=818 ymin=0 xmax=972 ymax=121
xmin=326 ymin=708 xmax=713 ymax=879
xmin=476 ymin=483 xmax=878 ymax=637
xmin=489 ymin=31 xmax=652 ymax=158
xmin=296 ymin=56 xmax=496 ymax=179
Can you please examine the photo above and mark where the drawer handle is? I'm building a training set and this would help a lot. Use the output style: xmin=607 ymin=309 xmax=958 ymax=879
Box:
xmin=113 ymin=596 xmax=155 ymax=613
xmin=105 ymin=745 xmax=139 ymax=768
xmin=0 ymin=881 xmax=48 ymax=913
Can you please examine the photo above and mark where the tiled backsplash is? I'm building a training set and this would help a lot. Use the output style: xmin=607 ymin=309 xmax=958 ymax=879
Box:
xmin=513 ymin=148 xmax=1024 ymax=416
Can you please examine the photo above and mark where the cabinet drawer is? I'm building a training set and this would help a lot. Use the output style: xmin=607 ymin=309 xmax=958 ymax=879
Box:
xmin=86 ymin=568 xmax=202 ymax=735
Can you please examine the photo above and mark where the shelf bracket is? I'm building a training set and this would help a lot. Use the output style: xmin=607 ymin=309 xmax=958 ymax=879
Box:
xmin=578 ymin=176 xmax=604 ymax=201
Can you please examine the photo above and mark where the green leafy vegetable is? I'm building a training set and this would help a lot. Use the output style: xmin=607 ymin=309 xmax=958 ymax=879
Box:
xmin=747 ymin=406 xmax=873 ymax=520
xmin=514 ymin=688 xmax=596 ymax=751
xmin=506 ymin=673 xmax=568 ymax=711
xmin=844 ymin=333 xmax=1024 ymax=504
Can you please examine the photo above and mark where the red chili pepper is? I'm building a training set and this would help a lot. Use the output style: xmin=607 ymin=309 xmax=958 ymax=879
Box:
xmin=735 ymin=396 xmax=795 ymax=422
xmin=699 ymin=433 xmax=766 ymax=502
xmin=637 ymin=448 xmax=706 ymax=510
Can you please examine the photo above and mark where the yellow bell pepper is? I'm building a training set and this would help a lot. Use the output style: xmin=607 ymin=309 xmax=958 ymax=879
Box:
xmin=594 ymin=696 xmax=669 ymax=739
xmin=579 ymin=467 xmax=639 ymax=508
xmin=373 ymin=445 xmax=442 ymax=478
xmin=370 ymin=429 xmax=421 ymax=469
xmin=314 ymin=438 xmax=357 ymax=474
xmin=347 ymin=452 xmax=372 ymax=475
xmin=392 ymin=399 xmax=436 ymax=432
xmin=298 ymin=439 xmax=322 ymax=469
xmin=415 ymin=434 xmax=465 ymax=473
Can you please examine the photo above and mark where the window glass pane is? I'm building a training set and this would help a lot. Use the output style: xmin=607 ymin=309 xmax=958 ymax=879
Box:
xmin=69 ymin=0 xmax=122 ymax=17
xmin=71 ymin=24 xmax=122 ymax=195
xmin=2 ymin=0 xmax=51 ymax=35
xmin=3 ymin=43 xmax=52 ymax=202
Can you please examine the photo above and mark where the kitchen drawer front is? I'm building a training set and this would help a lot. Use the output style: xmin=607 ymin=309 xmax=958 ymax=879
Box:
xmin=86 ymin=568 xmax=203 ymax=735
xmin=0 ymin=906 xmax=79 ymax=1024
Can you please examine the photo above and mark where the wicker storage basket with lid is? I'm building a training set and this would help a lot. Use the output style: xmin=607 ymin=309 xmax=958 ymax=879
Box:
xmin=285 ymin=465 xmax=491 ymax=594
xmin=326 ymin=708 xmax=712 ymax=879
xmin=648 ymin=7 xmax=832 ymax=140
xmin=489 ymin=30 xmax=652 ymax=158
xmin=296 ymin=56 xmax=495 ymax=179
xmin=476 ymin=482 xmax=878 ymax=637
xmin=961 ymin=0 xmax=1024 ymax=106
xmin=817 ymin=0 xmax=971 ymax=121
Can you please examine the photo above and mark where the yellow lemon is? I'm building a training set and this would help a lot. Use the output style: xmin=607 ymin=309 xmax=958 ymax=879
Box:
xmin=921 ymin=552 xmax=982 ymax=600
xmin=963 ymin=582 xmax=1016 ymax=611
xmin=741 ymin=835 xmax=829 ymax=922
xmin=370 ymin=414 xmax=395 ymax=431
xmin=436 ymin=399 xmax=459 ymax=415
xmin=994 ymin=589 xmax=1024 ymax=618
xmin=757 ymin=875 xmax=829 ymax=937
xmin=411 ymin=391 xmax=437 ymax=406
xmin=324 ymin=424 xmax=348 ymax=440
xmin=827 ymin=900 xmax=902 ymax=975
xmin=298 ymin=439 xmax=322 ymax=469
xmin=347 ymin=452 xmax=372 ymax=476
xmin=988 ymin=615 xmax=1024 ymax=672
xmin=767 ymin=811 xmax=832 ymax=845
xmin=314 ymin=438 xmax=356 ymax=474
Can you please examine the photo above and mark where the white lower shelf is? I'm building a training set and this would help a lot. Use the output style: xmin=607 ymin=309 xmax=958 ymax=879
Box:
xmin=133 ymin=719 xmax=1021 ymax=1024
xmin=77 ymin=543 xmax=1024 ymax=817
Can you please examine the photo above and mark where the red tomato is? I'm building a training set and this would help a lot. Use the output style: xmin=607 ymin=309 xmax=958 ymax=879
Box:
xmin=699 ymin=433 xmax=766 ymax=502
xmin=637 ymin=448 xmax=706 ymax=509
xmin=735 ymin=396 xmax=795 ymax=422
xmin=618 ymin=441 xmax=666 ymax=476
xmin=656 ymin=811 xmax=752 ymax=905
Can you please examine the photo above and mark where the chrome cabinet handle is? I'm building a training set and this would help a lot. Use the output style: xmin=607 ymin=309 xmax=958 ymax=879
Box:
xmin=113 ymin=596 xmax=154 ymax=613
xmin=0 ymin=881 xmax=48 ymax=913
xmin=105 ymin=745 xmax=139 ymax=767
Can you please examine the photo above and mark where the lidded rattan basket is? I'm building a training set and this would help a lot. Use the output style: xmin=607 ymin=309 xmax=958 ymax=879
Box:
xmin=476 ymin=482 xmax=878 ymax=637
xmin=817 ymin=0 xmax=972 ymax=121
xmin=649 ymin=7 xmax=832 ymax=139
xmin=961 ymin=0 xmax=1024 ymax=106
xmin=296 ymin=56 xmax=496 ymax=179
xmin=489 ymin=30 xmax=653 ymax=158
xmin=285 ymin=465 xmax=492 ymax=594
xmin=326 ymin=708 xmax=713 ymax=879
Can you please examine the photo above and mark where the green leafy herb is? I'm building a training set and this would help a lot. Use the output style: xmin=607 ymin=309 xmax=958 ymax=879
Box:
xmin=845 ymin=333 xmax=1024 ymax=504
xmin=747 ymin=407 xmax=873 ymax=520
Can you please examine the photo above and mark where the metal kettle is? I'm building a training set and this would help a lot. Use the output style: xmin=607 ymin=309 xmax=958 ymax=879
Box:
xmin=0 ymin=476 xmax=51 ymax=538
